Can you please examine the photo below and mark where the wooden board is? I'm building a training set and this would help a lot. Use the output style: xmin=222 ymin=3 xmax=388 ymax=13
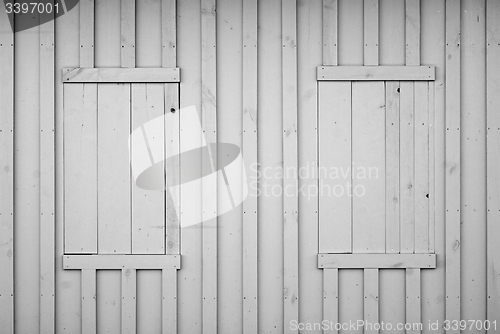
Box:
xmin=363 ymin=0 xmax=379 ymax=66
xmin=39 ymin=9 xmax=56 ymax=332
xmin=0 ymin=8 xmax=14 ymax=332
xmin=96 ymin=271 xmax=121 ymax=333
xmin=323 ymin=269 xmax=338 ymax=333
xmin=80 ymin=0 xmax=95 ymax=68
xmin=405 ymin=269 xmax=421 ymax=334
xmin=317 ymin=66 xmax=435 ymax=81
xmin=121 ymin=269 xmax=137 ymax=333
xmin=385 ymin=81 xmax=400 ymax=253
xmin=242 ymin=0 xmax=258 ymax=331
xmin=282 ymin=0 xmax=299 ymax=331
xmin=323 ymin=0 xmax=338 ymax=65
xmin=81 ymin=269 xmax=97 ymax=334
xmin=64 ymin=84 xmax=98 ymax=254
xmin=363 ymin=269 xmax=379 ymax=334
xmin=352 ymin=81 xmax=385 ymax=253
xmin=318 ymin=81 xmax=352 ymax=253
xmin=162 ymin=269 xmax=178 ymax=334
xmin=97 ymin=84 xmax=132 ymax=254
xmin=120 ymin=0 xmax=136 ymax=68
xmin=63 ymin=255 xmax=180 ymax=270
xmin=487 ymin=0 xmax=500 ymax=324
xmin=399 ymin=81 xmax=415 ymax=254
xmin=318 ymin=253 xmax=436 ymax=269
xmin=131 ymin=84 xmax=165 ymax=254
xmin=405 ymin=0 xmax=420 ymax=66
xmin=162 ymin=0 xmax=177 ymax=68
xmin=445 ymin=0 xmax=461 ymax=327
xmin=63 ymin=68 xmax=181 ymax=83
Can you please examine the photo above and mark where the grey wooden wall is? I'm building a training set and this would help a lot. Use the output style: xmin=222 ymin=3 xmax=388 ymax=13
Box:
xmin=0 ymin=0 xmax=499 ymax=333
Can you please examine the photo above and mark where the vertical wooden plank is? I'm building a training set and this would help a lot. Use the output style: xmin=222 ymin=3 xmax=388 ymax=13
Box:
xmin=201 ymin=0 xmax=218 ymax=332
xmin=385 ymin=81 xmax=400 ymax=253
xmin=405 ymin=269 xmax=421 ymax=334
xmin=400 ymin=81 xmax=415 ymax=254
xmin=121 ymin=0 xmax=136 ymax=68
xmin=122 ymin=269 xmax=137 ymax=333
xmin=64 ymin=84 xmax=98 ymax=254
xmin=81 ymin=269 xmax=97 ymax=334
xmin=80 ymin=0 xmax=95 ymax=68
xmin=338 ymin=0 xmax=363 ymax=65
xmin=487 ymin=0 xmax=500 ymax=325
xmin=165 ymin=84 xmax=180 ymax=255
xmin=282 ymin=1 xmax=299 ymax=332
xmin=363 ymin=0 xmax=379 ymax=65
xmin=428 ymin=82 xmax=435 ymax=254
xmin=162 ymin=0 xmax=177 ymax=68
xmin=162 ymin=269 xmax=178 ymax=334
xmin=95 ymin=0 xmax=121 ymax=67
xmin=98 ymin=84 xmax=132 ymax=254
xmin=323 ymin=0 xmax=338 ymax=66
xmin=379 ymin=0 xmax=405 ymax=66
xmin=136 ymin=271 xmax=162 ymax=333
xmin=243 ymin=0 xmax=258 ymax=332
xmin=318 ymin=81 xmax=352 ymax=254
xmin=338 ymin=270 xmax=363 ymax=334
xmin=364 ymin=269 xmax=379 ymax=334
xmin=445 ymin=0 xmax=461 ymax=328
xmin=405 ymin=0 xmax=420 ymax=66
xmin=352 ymin=81 xmax=386 ymax=253
xmin=323 ymin=269 xmax=338 ymax=334
xmin=39 ymin=6 xmax=55 ymax=332
xmin=131 ymin=84 xmax=165 ymax=254
xmin=0 ymin=7 xmax=14 ymax=333
xmin=414 ymin=81 xmax=429 ymax=253
xmin=96 ymin=271 xmax=121 ymax=333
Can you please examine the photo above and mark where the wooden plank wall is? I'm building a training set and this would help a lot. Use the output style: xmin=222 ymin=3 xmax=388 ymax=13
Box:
xmin=1 ymin=0 xmax=500 ymax=333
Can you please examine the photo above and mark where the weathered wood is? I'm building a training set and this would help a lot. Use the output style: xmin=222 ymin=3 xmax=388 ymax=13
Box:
xmin=400 ymin=81 xmax=415 ymax=254
xmin=487 ymin=0 xmax=500 ymax=324
xmin=363 ymin=0 xmax=379 ymax=65
xmin=80 ymin=0 xmax=95 ymax=68
xmin=121 ymin=0 xmax=136 ymax=68
xmin=414 ymin=81 xmax=429 ymax=253
xmin=445 ymin=0 xmax=461 ymax=328
xmin=201 ymin=0 xmax=218 ymax=331
xmin=63 ymin=68 xmax=181 ymax=83
xmin=323 ymin=269 xmax=338 ymax=333
xmin=318 ymin=254 xmax=436 ymax=269
xmin=64 ymin=84 xmax=98 ymax=254
xmin=39 ymin=9 xmax=56 ymax=333
xmin=97 ymin=84 xmax=131 ymax=254
xmin=318 ymin=81 xmax=352 ymax=253
xmin=352 ymin=81 xmax=385 ymax=253
xmin=405 ymin=0 xmax=420 ymax=66
xmin=81 ymin=269 xmax=97 ymax=334
xmin=242 ymin=0 xmax=258 ymax=331
xmin=323 ymin=0 xmax=338 ymax=65
xmin=162 ymin=269 xmax=178 ymax=334
xmin=385 ymin=81 xmax=400 ymax=253
xmin=131 ymin=84 xmax=165 ymax=254
xmin=0 ymin=9 xmax=14 ymax=333
xmin=363 ymin=269 xmax=379 ymax=334
xmin=165 ymin=84 xmax=180 ymax=255
xmin=63 ymin=255 xmax=181 ymax=270
xmin=121 ymin=269 xmax=137 ymax=333
xmin=317 ymin=65 xmax=435 ymax=81
xmin=162 ymin=0 xmax=177 ymax=68
xmin=282 ymin=0 xmax=299 ymax=331
xmin=405 ymin=269 xmax=421 ymax=334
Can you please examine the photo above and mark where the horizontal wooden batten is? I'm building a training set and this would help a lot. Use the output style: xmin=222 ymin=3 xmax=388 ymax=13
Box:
xmin=317 ymin=66 xmax=435 ymax=81
xmin=318 ymin=254 xmax=436 ymax=269
xmin=63 ymin=68 xmax=181 ymax=83
xmin=63 ymin=255 xmax=181 ymax=270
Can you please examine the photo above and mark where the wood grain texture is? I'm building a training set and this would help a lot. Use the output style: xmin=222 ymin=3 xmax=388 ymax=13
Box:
xmin=63 ymin=68 xmax=181 ymax=83
xmin=0 ymin=8 xmax=14 ymax=333
xmin=385 ymin=81 xmax=400 ymax=253
xmin=201 ymin=0 xmax=218 ymax=332
xmin=318 ymin=81 xmax=352 ymax=253
xmin=63 ymin=255 xmax=180 ymax=270
xmin=242 ymin=0 xmax=258 ymax=331
xmin=363 ymin=0 xmax=379 ymax=65
xmin=318 ymin=254 xmax=436 ymax=269
xmin=445 ymin=0 xmax=461 ymax=328
xmin=97 ymin=84 xmax=132 ymax=254
xmin=323 ymin=0 xmax=338 ymax=65
xmin=317 ymin=65 xmax=435 ymax=81
xmin=39 ymin=9 xmax=56 ymax=333
xmin=282 ymin=0 xmax=299 ymax=331
xmin=487 ymin=0 xmax=500 ymax=324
